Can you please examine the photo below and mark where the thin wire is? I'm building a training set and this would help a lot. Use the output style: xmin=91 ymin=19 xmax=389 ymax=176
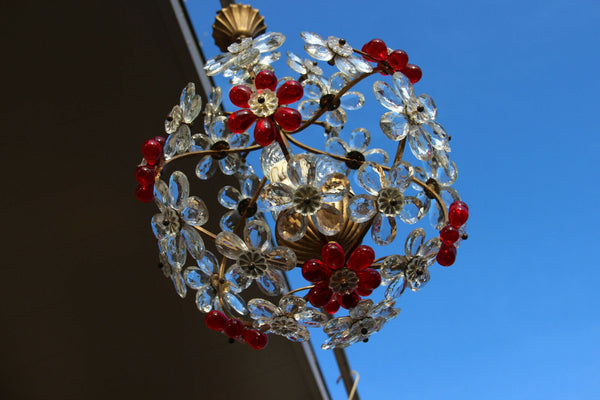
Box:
xmin=337 ymin=371 xmax=360 ymax=400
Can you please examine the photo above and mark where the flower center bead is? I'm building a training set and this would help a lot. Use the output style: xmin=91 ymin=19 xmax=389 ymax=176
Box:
xmin=248 ymin=89 xmax=278 ymax=117
xmin=329 ymin=268 xmax=359 ymax=294
xmin=270 ymin=315 xmax=298 ymax=336
xmin=210 ymin=140 xmax=230 ymax=160
xmin=376 ymin=187 xmax=405 ymax=216
xmin=236 ymin=198 xmax=257 ymax=218
xmin=345 ymin=150 xmax=365 ymax=170
xmin=319 ymin=93 xmax=341 ymax=110
xmin=405 ymin=99 xmax=430 ymax=125
xmin=161 ymin=208 xmax=181 ymax=235
xmin=237 ymin=250 xmax=269 ymax=278
xmin=292 ymin=184 xmax=322 ymax=215
xmin=406 ymin=257 xmax=430 ymax=290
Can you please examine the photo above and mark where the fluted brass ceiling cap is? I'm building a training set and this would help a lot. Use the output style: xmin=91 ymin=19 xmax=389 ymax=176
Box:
xmin=212 ymin=4 xmax=267 ymax=52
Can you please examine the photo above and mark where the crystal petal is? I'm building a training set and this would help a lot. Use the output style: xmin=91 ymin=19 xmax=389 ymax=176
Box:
xmin=371 ymin=300 xmax=399 ymax=320
xmin=153 ymin=179 xmax=169 ymax=210
xmin=210 ymin=86 xmax=222 ymax=108
xmin=244 ymin=219 xmax=272 ymax=253
xmin=399 ymin=196 xmax=425 ymax=224
xmin=349 ymin=299 xmax=373 ymax=319
xmin=324 ymin=316 xmax=353 ymax=335
xmin=151 ymin=213 xmax=169 ymax=240
xmin=204 ymin=53 xmax=234 ymax=76
xmin=335 ymin=56 xmax=358 ymax=77
xmin=405 ymin=228 xmax=426 ymax=257
xmin=348 ymin=194 xmax=377 ymax=223
xmin=385 ymin=275 xmax=407 ymax=300
xmin=329 ymin=72 xmax=351 ymax=92
xmin=305 ymin=44 xmax=333 ymax=61
xmin=315 ymin=155 xmax=345 ymax=186
xmin=295 ymin=309 xmax=328 ymax=328
xmin=165 ymin=105 xmax=183 ymax=134
xmin=181 ymin=225 xmax=205 ymax=260
xmin=171 ymin=270 xmax=187 ymax=298
xmin=408 ymin=125 xmax=434 ymax=161
xmin=220 ymin=210 xmax=241 ymax=233
xmin=195 ymin=155 xmax=217 ymax=180
xmin=325 ymin=137 xmax=348 ymax=156
xmin=340 ymin=91 xmax=365 ymax=111
xmin=260 ymin=142 xmax=287 ymax=181
xmin=326 ymin=108 xmax=347 ymax=127
xmin=175 ymin=124 xmax=192 ymax=154
xmin=312 ymin=204 xmax=343 ymax=236
xmin=301 ymin=31 xmax=327 ymax=46
xmin=276 ymin=208 xmax=307 ymax=242
xmin=235 ymin=48 xmax=260 ymax=68
xmin=215 ymin=231 xmax=248 ymax=259
xmin=218 ymin=186 xmax=243 ymax=210
xmin=180 ymin=196 xmax=208 ymax=227
xmin=417 ymin=93 xmax=437 ymax=121
xmin=302 ymin=77 xmax=326 ymax=99
xmin=166 ymin=234 xmax=186 ymax=270
xmin=419 ymin=237 xmax=442 ymax=262
xmin=287 ymin=51 xmax=307 ymax=74
xmin=183 ymin=266 xmax=209 ymax=289
xmin=363 ymin=148 xmax=389 ymax=165
xmin=209 ymin=115 xmax=232 ymax=142
xmin=380 ymin=111 xmax=409 ymax=141
xmin=348 ymin=127 xmax=370 ymax=152
xmin=298 ymin=99 xmax=320 ymax=118
xmin=357 ymin=162 xmax=386 ymax=195
xmin=371 ymin=213 xmax=397 ymax=246
xmin=179 ymin=83 xmax=202 ymax=124
xmin=373 ymin=81 xmax=403 ymax=112
xmin=259 ymin=183 xmax=294 ymax=212
xmin=195 ymin=251 xmax=218 ymax=276
xmin=279 ymin=295 xmax=306 ymax=314
xmin=219 ymin=155 xmax=240 ymax=176
xmin=423 ymin=120 xmax=450 ymax=152
xmin=320 ymin=173 xmax=350 ymax=203
xmin=163 ymin=133 xmax=177 ymax=160
xmin=285 ymin=326 xmax=310 ymax=342
xmin=248 ymin=298 xmax=279 ymax=319
xmin=257 ymin=269 xmax=284 ymax=296
xmin=389 ymin=161 xmax=414 ymax=191
xmin=267 ymin=246 xmax=297 ymax=271
xmin=287 ymin=154 xmax=315 ymax=187
xmin=253 ymin=32 xmax=286 ymax=52
xmin=392 ymin=71 xmax=416 ymax=102
xmin=195 ymin=284 xmax=215 ymax=312
xmin=225 ymin=265 xmax=252 ymax=293
xmin=168 ymin=171 xmax=189 ymax=210
xmin=348 ymin=55 xmax=373 ymax=73
xmin=223 ymin=292 xmax=248 ymax=316
xmin=228 ymin=131 xmax=249 ymax=149
xmin=191 ymin=132 xmax=211 ymax=152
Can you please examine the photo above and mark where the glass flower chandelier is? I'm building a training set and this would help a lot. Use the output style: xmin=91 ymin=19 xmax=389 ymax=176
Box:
xmin=134 ymin=4 xmax=469 ymax=351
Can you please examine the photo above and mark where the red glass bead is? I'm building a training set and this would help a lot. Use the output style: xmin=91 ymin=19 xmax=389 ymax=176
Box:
xmin=205 ymin=310 xmax=229 ymax=332
xmin=388 ymin=50 xmax=409 ymax=71
xmin=436 ymin=244 xmax=457 ymax=267
xmin=440 ymin=225 xmax=460 ymax=244
xmin=356 ymin=287 xmax=372 ymax=296
xmin=135 ymin=184 xmax=154 ymax=203
xmin=228 ymin=109 xmax=257 ymax=134
xmin=273 ymin=107 xmax=302 ymax=131
xmin=324 ymin=297 xmax=340 ymax=314
xmin=450 ymin=200 xmax=469 ymax=212
xmin=254 ymin=70 xmax=278 ymax=91
xmin=153 ymin=136 xmax=166 ymax=147
xmin=141 ymin=139 xmax=162 ymax=165
xmin=229 ymin=85 xmax=253 ymax=108
xmin=254 ymin=117 xmax=278 ymax=147
xmin=361 ymin=39 xmax=388 ymax=62
xmin=448 ymin=202 xmax=469 ymax=228
xmin=243 ymin=328 xmax=268 ymax=350
xmin=276 ymin=80 xmax=303 ymax=104
xmin=401 ymin=64 xmax=422 ymax=84
xmin=347 ymin=245 xmax=375 ymax=271
xmin=338 ymin=291 xmax=360 ymax=309
xmin=322 ymin=242 xmax=345 ymax=269
xmin=307 ymin=283 xmax=333 ymax=308
xmin=135 ymin=165 xmax=155 ymax=186
xmin=223 ymin=318 xmax=245 ymax=338
xmin=302 ymin=259 xmax=331 ymax=283
xmin=357 ymin=268 xmax=381 ymax=290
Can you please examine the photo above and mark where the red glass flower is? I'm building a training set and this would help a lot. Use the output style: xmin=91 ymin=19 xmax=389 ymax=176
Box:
xmin=227 ymin=70 xmax=303 ymax=147
xmin=361 ymin=39 xmax=422 ymax=83
xmin=302 ymin=242 xmax=381 ymax=312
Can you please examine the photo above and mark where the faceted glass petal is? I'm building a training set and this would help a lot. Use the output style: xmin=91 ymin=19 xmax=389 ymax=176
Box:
xmin=335 ymin=55 xmax=358 ymax=77
xmin=302 ymin=77 xmax=326 ymax=99
xmin=204 ymin=53 xmax=234 ymax=76
xmin=405 ymin=228 xmax=426 ymax=257
xmin=320 ymin=173 xmax=350 ymax=203
xmin=171 ymin=270 xmax=187 ymax=298
xmin=179 ymin=83 xmax=202 ymax=124
xmin=253 ymin=32 xmax=286 ymax=53
xmin=349 ymin=55 xmax=373 ymax=73
xmin=210 ymin=115 xmax=232 ymax=142
xmin=223 ymin=291 xmax=248 ymax=316
xmin=168 ymin=171 xmax=189 ymax=210
xmin=244 ymin=219 xmax=272 ymax=253
xmin=181 ymin=225 xmax=205 ymax=260
xmin=260 ymin=142 xmax=287 ymax=181
xmin=349 ymin=299 xmax=374 ymax=319
xmin=423 ymin=120 xmax=450 ymax=151
xmin=287 ymin=51 xmax=308 ymax=74
xmin=165 ymin=105 xmax=183 ymax=134
xmin=385 ymin=275 xmax=407 ymax=300
xmin=300 ymin=31 xmax=327 ymax=46
xmin=348 ymin=127 xmax=370 ymax=152
xmin=285 ymin=325 xmax=310 ymax=342
xmin=195 ymin=155 xmax=217 ymax=180
xmin=399 ymin=196 xmax=425 ymax=224
xmin=373 ymin=80 xmax=403 ymax=112
xmin=287 ymin=154 xmax=316 ymax=187
xmin=298 ymin=99 xmax=320 ymax=118
xmin=408 ymin=125 xmax=435 ymax=161
xmin=417 ymin=93 xmax=437 ymax=121
xmin=220 ymin=210 xmax=241 ymax=233
xmin=180 ymin=196 xmax=208 ymax=226
xmin=276 ymin=208 xmax=307 ymax=242
xmin=312 ymin=204 xmax=343 ymax=236
xmin=219 ymin=155 xmax=240 ymax=176
xmin=267 ymin=246 xmax=297 ymax=271
xmin=279 ymin=295 xmax=307 ymax=314
xmin=305 ymin=43 xmax=333 ymax=61
xmin=257 ymin=269 xmax=284 ymax=296
xmin=166 ymin=234 xmax=186 ymax=270
xmin=371 ymin=213 xmax=397 ymax=246
xmin=191 ymin=132 xmax=211 ymax=152
xmin=371 ymin=300 xmax=400 ymax=320
xmin=357 ymin=162 xmax=386 ymax=195
xmin=348 ymin=194 xmax=377 ymax=223
xmin=325 ymin=108 xmax=347 ymax=127
xmin=380 ymin=111 xmax=409 ymax=141
xmin=235 ymin=47 xmax=260 ymax=68
xmin=153 ymin=179 xmax=169 ymax=210
xmin=295 ymin=309 xmax=328 ymax=328
xmin=363 ymin=148 xmax=389 ymax=165
xmin=248 ymin=298 xmax=279 ymax=319
xmin=329 ymin=72 xmax=351 ymax=92
xmin=325 ymin=137 xmax=348 ymax=156
xmin=195 ymin=284 xmax=216 ymax=312
xmin=225 ymin=265 xmax=252 ymax=293
xmin=215 ymin=231 xmax=248 ymax=259
xmin=324 ymin=316 xmax=353 ymax=335
xmin=260 ymin=183 xmax=294 ymax=212
xmin=174 ymin=124 xmax=192 ymax=154
xmin=389 ymin=161 xmax=414 ymax=191
xmin=419 ymin=237 xmax=442 ymax=261
xmin=392 ymin=71 xmax=416 ymax=102
xmin=218 ymin=186 xmax=243 ymax=210
xmin=195 ymin=251 xmax=218 ymax=276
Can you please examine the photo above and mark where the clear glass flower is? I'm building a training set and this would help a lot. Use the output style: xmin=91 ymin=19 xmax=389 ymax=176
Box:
xmin=247 ymin=295 xmax=328 ymax=342
xmin=204 ymin=32 xmax=286 ymax=79
xmin=321 ymin=299 xmax=400 ymax=349
xmin=164 ymin=82 xmax=202 ymax=134
xmin=374 ymin=72 xmax=451 ymax=161
xmin=151 ymin=171 xmax=209 ymax=270
xmin=259 ymin=154 xmax=350 ymax=241
xmin=300 ymin=32 xmax=372 ymax=78
xmin=298 ymin=72 xmax=365 ymax=128
xmin=215 ymin=219 xmax=297 ymax=296
xmin=192 ymin=113 xmax=249 ymax=180
xmin=348 ymin=161 xmax=425 ymax=245
xmin=381 ymin=228 xmax=442 ymax=299
xmin=182 ymin=250 xmax=248 ymax=317
xmin=158 ymin=246 xmax=187 ymax=299
xmin=218 ymin=174 xmax=266 ymax=232
xmin=286 ymin=51 xmax=323 ymax=77
xmin=325 ymin=127 xmax=389 ymax=176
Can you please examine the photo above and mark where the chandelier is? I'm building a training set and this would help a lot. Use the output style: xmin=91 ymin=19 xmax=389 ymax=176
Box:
xmin=134 ymin=3 xmax=469 ymax=351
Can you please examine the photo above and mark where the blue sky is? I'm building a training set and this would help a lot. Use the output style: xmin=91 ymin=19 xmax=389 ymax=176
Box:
xmin=185 ymin=1 xmax=600 ymax=398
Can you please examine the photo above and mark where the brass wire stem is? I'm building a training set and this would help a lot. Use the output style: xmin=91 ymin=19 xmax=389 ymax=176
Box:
xmin=393 ymin=138 xmax=407 ymax=165
xmin=193 ymin=225 xmax=217 ymax=240
xmin=411 ymin=177 xmax=449 ymax=224
xmin=156 ymin=144 xmax=262 ymax=178
xmin=289 ymin=69 xmax=381 ymax=135
xmin=284 ymin=133 xmax=354 ymax=164
xmin=286 ymin=285 xmax=314 ymax=296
